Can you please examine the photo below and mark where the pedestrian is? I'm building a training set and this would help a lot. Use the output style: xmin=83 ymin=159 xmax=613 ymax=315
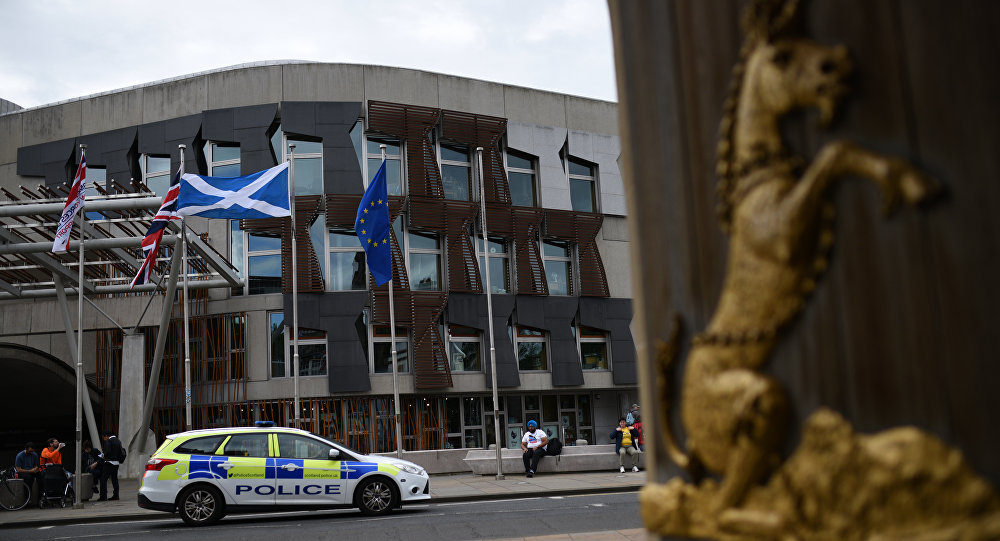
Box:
xmin=625 ymin=404 xmax=640 ymax=426
xmin=610 ymin=417 xmax=640 ymax=473
xmin=81 ymin=440 xmax=103 ymax=500
xmin=521 ymin=420 xmax=548 ymax=478
xmin=99 ymin=431 xmax=125 ymax=501
xmin=14 ymin=442 xmax=40 ymax=495
xmin=633 ymin=414 xmax=645 ymax=452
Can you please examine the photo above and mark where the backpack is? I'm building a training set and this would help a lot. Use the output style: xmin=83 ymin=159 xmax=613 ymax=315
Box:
xmin=626 ymin=411 xmax=635 ymax=425
xmin=546 ymin=437 xmax=563 ymax=456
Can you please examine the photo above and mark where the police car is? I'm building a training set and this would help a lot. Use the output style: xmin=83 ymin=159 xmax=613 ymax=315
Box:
xmin=138 ymin=423 xmax=430 ymax=525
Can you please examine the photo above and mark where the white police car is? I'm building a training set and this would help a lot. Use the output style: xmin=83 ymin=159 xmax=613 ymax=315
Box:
xmin=138 ymin=422 xmax=430 ymax=525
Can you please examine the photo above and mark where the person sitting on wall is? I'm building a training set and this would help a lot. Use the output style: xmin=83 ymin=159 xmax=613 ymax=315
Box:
xmin=521 ymin=420 xmax=548 ymax=478
xmin=14 ymin=442 xmax=40 ymax=494
xmin=611 ymin=417 xmax=641 ymax=473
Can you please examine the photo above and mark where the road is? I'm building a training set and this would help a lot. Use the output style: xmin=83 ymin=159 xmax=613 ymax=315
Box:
xmin=1 ymin=492 xmax=641 ymax=540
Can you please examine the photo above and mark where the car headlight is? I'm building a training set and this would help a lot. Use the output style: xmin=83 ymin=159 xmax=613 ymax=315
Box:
xmin=391 ymin=461 xmax=425 ymax=476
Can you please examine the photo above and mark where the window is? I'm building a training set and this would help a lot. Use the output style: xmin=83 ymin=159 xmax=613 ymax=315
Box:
xmin=366 ymin=136 xmax=403 ymax=195
xmin=577 ymin=325 xmax=609 ymax=370
xmin=463 ymin=397 xmax=484 ymax=448
xmin=84 ymin=167 xmax=107 ymax=220
xmin=276 ymin=434 xmax=333 ymax=460
xmin=327 ymin=229 xmax=366 ymax=291
xmin=568 ymin=157 xmax=597 ymax=213
xmin=506 ymin=150 xmax=537 ymax=207
xmin=140 ymin=155 xmax=172 ymax=196
xmin=408 ymin=229 xmax=442 ymax=291
xmin=542 ymin=239 xmax=573 ymax=296
xmin=206 ymin=142 xmax=241 ymax=177
xmin=246 ymin=232 xmax=282 ymax=295
xmin=448 ymin=325 xmax=481 ymax=372
xmin=173 ymin=435 xmax=226 ymax=455
xmin=284 ymin=137 xmax=323 ymax=196
xmin=269 ymin=312 xmax=328 ymax=377
xmin=221 ymin=433 xmax=268 ymax=458
xmin=439 ymin=142 xmax=471 ymax=201
xmin=473 ymin=235 xmax=509 ymax=294
xmin=372 ymin=324 xmax=409 ymax=374
xmin=515 ymin=325 xmax=548 ymax=371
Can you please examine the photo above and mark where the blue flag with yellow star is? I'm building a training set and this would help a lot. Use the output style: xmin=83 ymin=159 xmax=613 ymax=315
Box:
xmin=355 ymin=160 xmax=393 ymax=286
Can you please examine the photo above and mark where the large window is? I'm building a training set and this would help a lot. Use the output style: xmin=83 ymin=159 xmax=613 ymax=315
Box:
xmin=366 ymin=136 xmax=403 ymax=195
xmin=408 ymin=229 xmax=442 ymax=291
xmin=207 ymin=142 xmax=241 ymax=177
xmin=514 ymin=325 xmax=548 ymax=371
xmin=269 ymin=312 xmax=328 ymax=377
xmin=439 ymin=142 xmax=471 ymax=201
xmin=246 ymin=232 xmax=282 ymax=294
xmin=84 ymin=167 xmax=107 ymax=220
xmin=285 ymin=138 xmax=323 ymax=196
xmin=577 ymin=325 xmax=609 ymax=370
xmin=542 ymin=239 xmax=573 ymax=296
xmin=506 ymin=150 xmax=537 ymax=207
xmin=140 ymin=155 xmax=172 ymax=196
xmin=474 ymin=235 xmax=509 ymax=294
xmin=372 ymin=324 xmax=409 ymax=374
xmin=448 ymin=325 xmax=481 ymax=372
xmin=327 ymin=229 xmax=366 ymax=291
xmin=568 ymin=157 xmax=597 ymax=213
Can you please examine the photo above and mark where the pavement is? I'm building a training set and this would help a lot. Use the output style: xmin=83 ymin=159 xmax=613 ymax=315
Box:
xmin=0 ymin=470 xmax=647 ymax=535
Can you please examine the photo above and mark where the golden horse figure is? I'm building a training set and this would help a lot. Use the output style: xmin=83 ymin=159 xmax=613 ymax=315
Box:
xmin=643 ymin=1 xmax=1000 ymax=539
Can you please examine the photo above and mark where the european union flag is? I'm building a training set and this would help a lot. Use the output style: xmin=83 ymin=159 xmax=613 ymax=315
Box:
xmin=355 ymin=160 xmax=393 ymax=286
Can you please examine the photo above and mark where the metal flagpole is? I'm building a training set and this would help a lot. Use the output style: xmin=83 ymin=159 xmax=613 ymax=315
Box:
xmin=289 ymin=144 xmax=301 ymax=429
xmin=477 ymin=147 xmax=504 ymax=480
xmin=74 ymin=144 xmax=86 ymax=507
xmin=383 ymin=144 xmax=403 ymax=459
xmin=180 ymin=145 xmax=192 ymax=431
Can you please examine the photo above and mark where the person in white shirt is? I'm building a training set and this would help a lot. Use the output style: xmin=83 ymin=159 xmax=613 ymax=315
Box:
xmin=520 ymin=420 xmax=548 ymax=478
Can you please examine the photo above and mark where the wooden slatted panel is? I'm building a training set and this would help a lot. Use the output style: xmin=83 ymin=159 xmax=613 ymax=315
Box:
xmin=512 ymin=207 xmax=548 ymax=295
xmin=544 ymin=209 xmax=609 ymax=297
xmin=371 ymin=289 xmax=452 ymax=389
xmin=409 ymin=196 xmax=482 ymax=293
xmin=240 ymin=195 xmax=325 ymax=293
xmin=368 ymin=101 xmax=443 ymax=199
xmin=440 ymin=110 xmax=510 ymax=204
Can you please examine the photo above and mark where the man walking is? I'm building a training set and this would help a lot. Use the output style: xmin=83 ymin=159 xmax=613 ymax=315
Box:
xmin=610 ymin=417 xmax=640 ymax=473
xmin=520 ymin=420 xmax=548 ymax=478
xmin=99 ymin=432 xmax=125 ymax=501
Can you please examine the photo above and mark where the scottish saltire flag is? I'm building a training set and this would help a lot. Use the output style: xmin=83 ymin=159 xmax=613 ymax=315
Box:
xmin=355 ymin=160 xmax=392 ymax=286
xmin=175 ymin=162 xmax=290 ymax=219
xmin=52 ymin=155 xmax=86 ymax=252
xmin=130 ymin=171 xmax=181 ymax=289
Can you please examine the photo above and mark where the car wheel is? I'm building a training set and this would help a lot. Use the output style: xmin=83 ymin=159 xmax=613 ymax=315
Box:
xmin=356 ymin=476 xmax=398 ymax=516
xmin=178 ymin=485 xmax=225 ymax=526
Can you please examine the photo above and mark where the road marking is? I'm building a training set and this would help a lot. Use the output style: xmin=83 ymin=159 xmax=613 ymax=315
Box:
xmin=38 ymin=525 xmax=54 ymax=529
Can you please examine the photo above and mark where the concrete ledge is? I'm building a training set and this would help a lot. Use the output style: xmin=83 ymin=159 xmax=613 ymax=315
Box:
xmin=464 ymin=444 xmax=645 ymax=474
xmin=373 ymin=448 xmax=472 ymax=474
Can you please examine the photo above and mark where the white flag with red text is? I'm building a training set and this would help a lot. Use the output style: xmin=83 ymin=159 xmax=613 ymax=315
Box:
xmin=52 ymin=155 xmax=86 ymax=252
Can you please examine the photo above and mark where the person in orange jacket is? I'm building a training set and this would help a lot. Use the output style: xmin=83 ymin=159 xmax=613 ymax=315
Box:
xmin=39 ymin=438 xmax=65 ymax=469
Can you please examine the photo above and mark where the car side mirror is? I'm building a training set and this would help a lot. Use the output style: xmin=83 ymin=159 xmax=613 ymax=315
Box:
xmin=328 ymin=449 xmax=340 ymax=460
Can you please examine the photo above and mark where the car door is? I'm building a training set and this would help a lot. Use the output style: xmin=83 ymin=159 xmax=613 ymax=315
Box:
xmin=213 ymin=432 xmax=274 ymax=505
xmin=274 ymin=433 xmax=345 ymax=505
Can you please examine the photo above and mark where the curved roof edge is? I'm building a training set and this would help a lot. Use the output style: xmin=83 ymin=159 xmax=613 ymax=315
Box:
xmin=3 ymin=60 xmax=617 ymax=116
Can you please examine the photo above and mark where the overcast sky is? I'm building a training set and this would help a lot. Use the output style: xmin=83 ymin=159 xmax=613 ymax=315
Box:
xmin=0 ymin=0 xmax=617 ymax=109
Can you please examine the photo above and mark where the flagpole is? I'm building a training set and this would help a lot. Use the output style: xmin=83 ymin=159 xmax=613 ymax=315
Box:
xmin=180 ymin=144 xmax=192 ymax=431
xmin=74 ymin=143 xmax=86 ymax=508
xmin=381 ymin=145 xmax=403 ymax=459
xmin=477 ymin=147 xmax=504 ymax=480
xmin=289 ymin=143 xmax=301 ymax=429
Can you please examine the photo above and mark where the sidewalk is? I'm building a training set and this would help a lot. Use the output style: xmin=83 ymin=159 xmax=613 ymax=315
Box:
xmin=0 ymin=470 xmax=645 ymax=529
